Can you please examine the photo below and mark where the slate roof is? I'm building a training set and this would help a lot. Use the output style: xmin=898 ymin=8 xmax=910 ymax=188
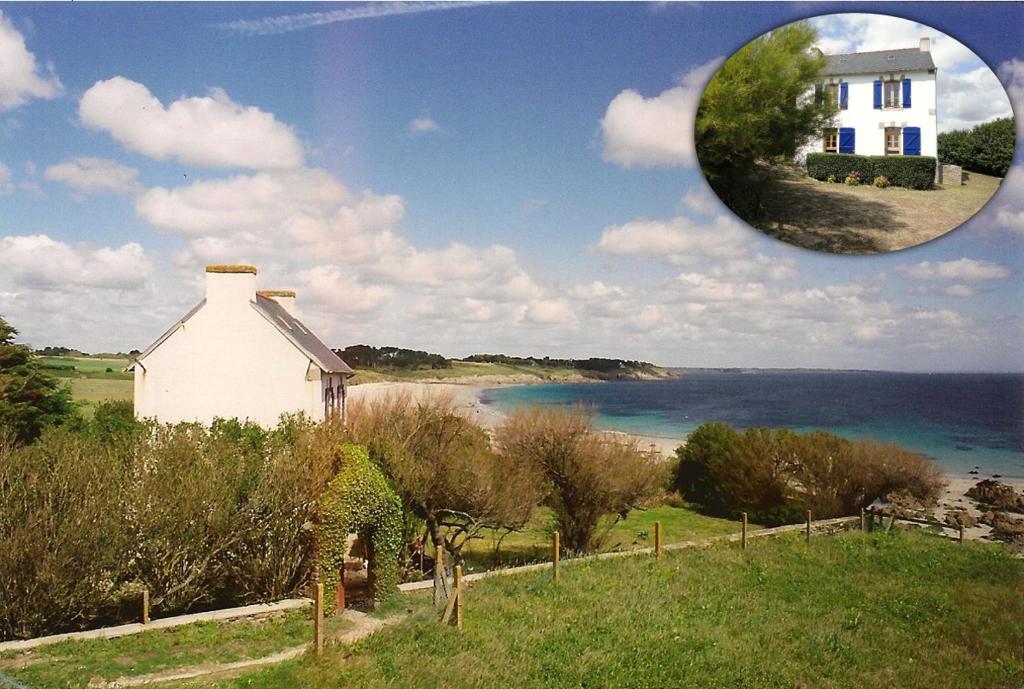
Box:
xmin=126 ymin=295 xmax=354 ymax=375
xmin=822 ymin=48 xmax=936 ymax=76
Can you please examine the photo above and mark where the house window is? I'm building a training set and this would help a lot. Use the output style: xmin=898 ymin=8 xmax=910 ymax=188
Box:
xmin=825 ymin=83 xmax=839 ymax=107
xmin=883 ymin=80 xmax=900 ymax=108
xmin=823 ymin=128 xmax=838 ymax=153
xmin=885 ymin=127 xmax=901 ymax=155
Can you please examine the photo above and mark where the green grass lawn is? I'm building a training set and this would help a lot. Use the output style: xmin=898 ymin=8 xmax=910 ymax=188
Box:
xmin=0 ymin=608 xmax=348 ymax=689
xmin=39 ymin=355 xmax=132 ymax=379
xmin=177 ymin=530 xmax=1023 ymax=689
xmin=457 ymin=504 xmax=752 ymax=573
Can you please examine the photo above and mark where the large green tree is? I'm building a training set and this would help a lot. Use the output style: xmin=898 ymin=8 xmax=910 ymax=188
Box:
xmin=696 ymin=21 xmax=835 ymax=219
xmin=938 ymin=117 xmax=1015 ymax=177
xmin=0 ymin=316 xmax=74 ymax=443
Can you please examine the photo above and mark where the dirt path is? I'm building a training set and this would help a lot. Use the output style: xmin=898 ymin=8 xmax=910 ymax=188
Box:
xmin=755 ymin=169 xmax=1001 ymax=253
xmin=97 ymin=610 xmax=402 ymax=688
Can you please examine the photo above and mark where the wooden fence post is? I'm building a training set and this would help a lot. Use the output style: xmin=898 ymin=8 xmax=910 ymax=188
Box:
xmin=454 ymin=565 xmax=463 ymax=630
xmin=313 ymin=582 xmax=324 ymax=656
xmin=860 ymin=508 xmax=866 ymax=533
xmin=141 ymin=589 xmax=150 ymax=625
xmin=553 ymin=531 xmax=560 ymax=581
xmin=654 ymin=521 xmax=662 ymax=557
xmin=741 ymin=512 xmax=748 ymax=550
xmin=805 ymin=510 xmax=812 ymax=543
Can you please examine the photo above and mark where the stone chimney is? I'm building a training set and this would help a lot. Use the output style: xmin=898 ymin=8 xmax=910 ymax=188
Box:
xmin=810 ymin=46 xmax=823 ymax=57
xmin=919 ymin=36 xmax=930 ymax=52
xmin=205 ymin=265 xmax=257 ymax=309
xmin=257 ymin=289 xmax=297 ymax=316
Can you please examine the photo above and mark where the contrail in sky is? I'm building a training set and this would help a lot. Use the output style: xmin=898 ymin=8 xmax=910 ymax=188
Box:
xmin=216 ymin=1 xmax=495 ymax=37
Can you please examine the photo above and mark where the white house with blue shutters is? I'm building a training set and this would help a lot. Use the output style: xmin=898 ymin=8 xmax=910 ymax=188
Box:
xmin=803 ymin=37 xmax=937 ymax=160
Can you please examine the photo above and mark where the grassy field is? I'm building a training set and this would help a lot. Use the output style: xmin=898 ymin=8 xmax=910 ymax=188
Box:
xmin=0 ymin=609 xmax=350 ymax=689
xmin=175 ymin=530 xmax=1023 ymax=689
xmin=457 ymin=504 xmax=752 ymax=573
xmin=757 ymin=168 xmax=1002 ymax=254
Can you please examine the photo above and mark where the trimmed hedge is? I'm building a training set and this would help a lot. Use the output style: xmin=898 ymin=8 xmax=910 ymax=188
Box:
xmin=806 ymin=153 xmax=936 ymax=190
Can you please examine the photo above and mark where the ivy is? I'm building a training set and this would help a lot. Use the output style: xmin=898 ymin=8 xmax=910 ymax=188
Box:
xmin=317 ymin=444 xmax=403 ymax=610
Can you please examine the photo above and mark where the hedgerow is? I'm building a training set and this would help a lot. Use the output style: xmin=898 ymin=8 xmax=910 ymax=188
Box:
xmin=806 ymin=153 xmax=936 ymax=190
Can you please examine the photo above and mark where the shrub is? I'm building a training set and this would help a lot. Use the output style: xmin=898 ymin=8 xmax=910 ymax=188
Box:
xmin=806 ymin=153 xmax=936 ymax=190
xmin=825 ymin=174 xmax=837 ymax=183
xmin=844 ymin=170 xmax=861 ymax=186
xmin=495 ymin=406 xmax=664 ymax=552
xmin=938 ymin=117 xmax=1015 ymax=177
xmin=873 ymin=175 xmax=890 ymax=188
xmin=673 ymin=423 xmax=944 ymax=526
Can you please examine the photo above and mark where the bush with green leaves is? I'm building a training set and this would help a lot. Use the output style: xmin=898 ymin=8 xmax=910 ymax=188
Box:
xmin=806 ymin=153 xmax=936 ymax=190
xmin=317 ymin=444 xmax=403 ymax=609
xmin=673 ymin=423 xmax=944 ymax=526
xmin=938 ymin=117 xmax=1015 ymax=177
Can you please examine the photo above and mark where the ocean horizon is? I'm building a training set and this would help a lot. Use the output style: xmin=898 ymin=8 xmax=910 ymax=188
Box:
xmin=480 ymin=370 xmax=1024 ymax=480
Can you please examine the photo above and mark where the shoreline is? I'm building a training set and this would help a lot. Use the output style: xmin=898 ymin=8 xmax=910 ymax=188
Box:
xmin=347 ymin=380 xmax=1024 ymax=539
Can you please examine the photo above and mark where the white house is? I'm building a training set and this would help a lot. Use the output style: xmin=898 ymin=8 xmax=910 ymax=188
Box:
xmin=128 ymin=265 xmax=354 ymax=427
xmin=804 ymin=37 xmax=937 ymax=159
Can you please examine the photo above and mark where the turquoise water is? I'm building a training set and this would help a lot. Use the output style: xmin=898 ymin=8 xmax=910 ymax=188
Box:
xmin=480 ymin=371 xmax=1024 ymax=479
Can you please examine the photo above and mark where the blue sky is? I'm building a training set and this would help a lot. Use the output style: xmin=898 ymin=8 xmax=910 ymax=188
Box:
xmin=0 ymin=2 xmax=1021 ymax=371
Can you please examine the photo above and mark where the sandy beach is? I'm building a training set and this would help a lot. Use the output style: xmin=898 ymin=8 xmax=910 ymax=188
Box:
xmin=349 ymin=380 xmax=1023 ymax=541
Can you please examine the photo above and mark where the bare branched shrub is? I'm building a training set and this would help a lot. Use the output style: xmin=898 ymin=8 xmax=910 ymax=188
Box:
xmin=348 ymin=393 xmax=541 ymax=569
xmin=495 ymin=406 xmax=664 ymax=553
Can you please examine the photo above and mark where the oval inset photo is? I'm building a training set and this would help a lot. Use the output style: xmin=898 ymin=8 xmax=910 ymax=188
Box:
xmin=695 ymin=13 xmax=1016 ymax=254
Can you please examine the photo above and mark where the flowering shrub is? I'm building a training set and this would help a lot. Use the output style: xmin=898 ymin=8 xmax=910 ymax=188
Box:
xmin=843 ymin=170 xmax=861 ymax=186
xmin=873 ymin=175 xmax=891 ymax=188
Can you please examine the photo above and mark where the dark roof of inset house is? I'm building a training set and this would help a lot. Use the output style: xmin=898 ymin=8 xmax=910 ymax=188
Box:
xmin=252 ymin=294 xmax=355 ymax=375
xmin=822 ymin=48 xmax=936 ymax=76
xmin=125 ymin=295 xmax=355 ymax=376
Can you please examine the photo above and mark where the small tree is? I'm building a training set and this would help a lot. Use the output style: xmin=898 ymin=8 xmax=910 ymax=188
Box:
xmin=696 ymin=21 xmax=835 ymax=219
xmin=347 ymin=394 xmax=542 ymax=581
xmin=0 ymin=316 xmax=74 ymax=444
xmin=938 ymin=117 xmax=1015 ymax=177
xmin=495 ymin=406 xmax=664 ymax=553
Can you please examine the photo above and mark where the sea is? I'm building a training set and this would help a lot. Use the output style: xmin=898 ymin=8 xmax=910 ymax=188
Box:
xmin=480 ymin=370 xmax=1024 ymax=480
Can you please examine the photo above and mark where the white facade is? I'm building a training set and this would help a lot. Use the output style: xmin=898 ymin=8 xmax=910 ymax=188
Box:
xmin=130 ymin=266 xmax=353 ymax=427
xmin=801 ymin=40 xmax=938 ymax=160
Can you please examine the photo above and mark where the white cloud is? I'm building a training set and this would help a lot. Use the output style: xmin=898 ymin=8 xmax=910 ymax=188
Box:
xmin=408 ymin=116 xmax=442 ymax=134
xmin=518 ymin=298 xmax=575 ymax=325
xmin=0 ymin=11 xmax=62 ymax=110
xmin=897 ymin=258 xmax=1010 ymax=281
xmin=600 ymin=58 xmax=721 ymax=168
xmin=79 ymin=77 xmax=305 ymax=169
xmin=592 ymin=214 xmax=749 ymax=262
xmin=570 ymin=281 xmax=626 ymax=300
xmin=216 ymin=1 xmax=485 ymax=37
xmin=0 ymin=234 xmax=152 ymax=290
xmin=45 ymin=157 xmax=141 ymax=195
xmin=297 ymin=264 xmax=392 ymax=314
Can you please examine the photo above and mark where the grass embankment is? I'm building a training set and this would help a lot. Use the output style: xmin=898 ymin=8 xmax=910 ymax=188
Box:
xmin=348 ymin=360 xmax=584 ymax=385
xmin=182 ymin=530 xmax=1022 ymax=689
xmin=457 ymin=504 xmax=749 ymax=572
xmin=0 ymin=609 xmax=349 ymax=689
xmin=758 ymin=167 xmax=1001 ymax=254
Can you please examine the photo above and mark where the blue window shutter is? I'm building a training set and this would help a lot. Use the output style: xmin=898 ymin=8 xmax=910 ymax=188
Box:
xmin=873 ymin=80 xmax=882 ymax=109
xmin=839 ymin=82 xmax=848 ymax=110
xmin=839 ymin=127 xmax=855 ymax=154
xmin=903 ymin=126 xmax=921 ymax=155
xmin=902 ymin=78 xmax=912 ymax=107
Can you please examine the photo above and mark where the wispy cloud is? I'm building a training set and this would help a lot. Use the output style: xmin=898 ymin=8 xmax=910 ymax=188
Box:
xmin=408 ymin=115 xmax=443 ymax=134
xmin=216 ymin=1 xmax=493 ymax=37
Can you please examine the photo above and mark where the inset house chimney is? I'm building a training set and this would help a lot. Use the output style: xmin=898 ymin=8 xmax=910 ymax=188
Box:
xmin=257 ymin=289 xmax=297 ymax=316
xmin=920 ymin=36 xmax=930 ymax=52
xmin=205 ymin=264 xmax=257 ymax=309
